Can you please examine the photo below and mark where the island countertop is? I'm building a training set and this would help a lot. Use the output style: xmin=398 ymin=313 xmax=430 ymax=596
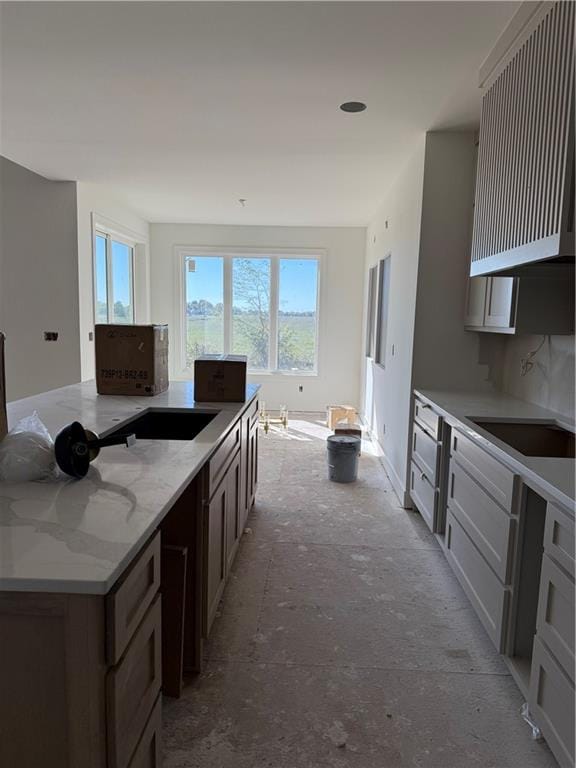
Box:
xmin=415 ymin=388 xmax=575 ymax=511
xmin=0 ymin=381 xmax=259 ymax=595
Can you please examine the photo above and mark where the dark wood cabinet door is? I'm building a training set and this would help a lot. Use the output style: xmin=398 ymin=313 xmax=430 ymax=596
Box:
xmin=203 ymin=480 xmax=227 ymax=636
xmin=240 ymin=414 xmax=250 ymax=531
xmin=225 ymin=451 xmax=242 ymax=575
xmin=248 ymin=420 xmax=259 ymax=511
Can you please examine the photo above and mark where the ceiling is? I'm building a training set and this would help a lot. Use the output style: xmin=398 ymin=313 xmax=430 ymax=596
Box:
xmin=0 ymin=1 xmax=520 ymax=226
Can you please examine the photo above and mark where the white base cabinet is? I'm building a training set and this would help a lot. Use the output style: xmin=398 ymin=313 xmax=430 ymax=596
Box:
xmin=411 ymin=390 xmax=575 ymax=768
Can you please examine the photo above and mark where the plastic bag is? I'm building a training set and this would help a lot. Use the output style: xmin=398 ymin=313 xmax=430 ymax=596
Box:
xmin=0 ymin=411 xmax=59 ymax=482
xmin=520 ymin=702 xmax=543 ymax=741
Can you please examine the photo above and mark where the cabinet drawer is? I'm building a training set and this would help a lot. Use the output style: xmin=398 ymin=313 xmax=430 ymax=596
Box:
xmin=414 ymin=397 xmax=440 ymax=440
xmin=128 ymin=694 xmax=162 ymax=768
xmin=448 ymin=461 xmax=515 ymax=583
xmin=529 ymin=636 xmax=575 ymax=768
xmin=537 ymin=555 xmax=575 ymax=680
xmin=446 ymin=511 xmax=508 ymax=651
xmin=451 ymin=428 xmax=516 ymax=511
xmin=544 ymin=503 xmax=575 ymax=578
xmin=208 ymin=421 xmax=241 ymax=496
xmin=107 ymin=597 xmax=162 ymax=768
xmin=410 ymin=461 xmax=436 ymax=532
xmin=107 ymin=532 xmax=161 ymax=665
xmin=411 ymin=421 xmax=438 ymax=482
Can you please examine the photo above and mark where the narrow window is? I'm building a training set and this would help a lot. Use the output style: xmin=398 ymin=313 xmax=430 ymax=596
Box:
xmin=278 ymin=258 xmax=318 ymax=372
xmin=375 ymin=256 xmax=391 ymax=367
xmin=232 ymin=258 xmax=271 ymax=371
xmin=365 ymin=265 xmax=377 ymax=357
xmin=93 ymin=231 xmax=135 ymax=324
xmin=185 ymin=256 xmax=224 ymax=369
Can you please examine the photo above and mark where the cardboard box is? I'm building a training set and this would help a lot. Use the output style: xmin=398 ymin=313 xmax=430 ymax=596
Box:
xmin=194 ymin=355 xmax=247 ymax=402
xmin=95 ymin=324 xmax=169 ymax=396
xmin=0 ymin=332 xmax=7 ymax=441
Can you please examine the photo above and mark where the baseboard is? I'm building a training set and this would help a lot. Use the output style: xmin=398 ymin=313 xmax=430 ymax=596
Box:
xmin=380 ymin=451 xmax=412 ymax=509
xmin=360 ymin=419 xmax=412 ymax=509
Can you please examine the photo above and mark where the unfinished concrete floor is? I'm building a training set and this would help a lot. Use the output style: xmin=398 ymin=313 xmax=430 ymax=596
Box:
xmin=163 ymin=415 xmax=556 ymax=768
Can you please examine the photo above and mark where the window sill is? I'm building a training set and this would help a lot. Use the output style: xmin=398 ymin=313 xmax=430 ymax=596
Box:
xmin=248 ymin=370 xmax=319 ymax=378
xmin=179 ymin=369 xmax=319 ymax=379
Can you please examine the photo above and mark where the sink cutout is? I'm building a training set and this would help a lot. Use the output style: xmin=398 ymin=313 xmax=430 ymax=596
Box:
xmin=105 ymin=409 xmax=218 ymax=441
xmin=470 ymin=420 xmax=575 ymax=459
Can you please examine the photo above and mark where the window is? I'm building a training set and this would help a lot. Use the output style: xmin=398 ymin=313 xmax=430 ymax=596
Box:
xmin=181 ymin=251 xmax=320 ymax=374
xmin=94 ymin=232 xmax=135 ymax=324
xmin=365 ymin=265 xmax=377 ymax=358
xmin=278 ymin=258 xmax=318 ymax=372
xmin=185 ymin=255 xmax=224 ymax=364
xmin=375 ymin=256 xmax=391 ymax=367
xmin=232 ymin=258 xmax=271 ymax=370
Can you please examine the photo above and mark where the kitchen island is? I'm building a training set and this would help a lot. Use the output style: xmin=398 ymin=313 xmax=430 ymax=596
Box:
xmin=0 ymin=380 xmax=260 ymax=768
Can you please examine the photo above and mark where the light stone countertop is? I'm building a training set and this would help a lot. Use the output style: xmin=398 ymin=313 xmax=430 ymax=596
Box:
xmin=415 ymin=388 xmax=575 ymax=512
xmin=0 ymin=381 xmax=259 ymax=594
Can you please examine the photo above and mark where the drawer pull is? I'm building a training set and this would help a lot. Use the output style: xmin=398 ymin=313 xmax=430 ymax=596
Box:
xmin=421 ymin=472 xmax=427 ymax=482
xmin=421 ymin=404 xmax=431 ymax=410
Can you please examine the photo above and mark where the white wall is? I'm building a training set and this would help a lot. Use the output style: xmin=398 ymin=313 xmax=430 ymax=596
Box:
xmin=149 ymin=223 xmax=366 ymax=411
xmin=361 ymin=132 xmax=497 ymax=505
xmin=362 ymin=141 xmax=426 ymax=500
xmin=0 ymin=157 xmax=81 ymax=400
xmin=76 ymin=183 xmax=150 ymax=380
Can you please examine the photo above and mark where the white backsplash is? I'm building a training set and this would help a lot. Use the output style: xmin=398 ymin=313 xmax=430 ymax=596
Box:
xmin=487 ymin=334 xmax=575 ymax=419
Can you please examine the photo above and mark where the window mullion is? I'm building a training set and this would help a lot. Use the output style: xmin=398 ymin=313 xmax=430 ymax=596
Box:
xmin=224 ymin=256 xmax=232 ymax=354
xmin=106 ymin=235 xmax=114 ymax=322
xmin=129 ymin=246 xmax=135 ymax=323
xmin=269 ymin=257 xmax=279 ymax=372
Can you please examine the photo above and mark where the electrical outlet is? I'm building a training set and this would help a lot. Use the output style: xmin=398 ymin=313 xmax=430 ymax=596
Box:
xmin=43 ymin=331 xmax=58 ymax=341
xmin=88 ymin=331 xmax=94 ymax=341
xmin=298 ymin=385 xmax=303 ymax=393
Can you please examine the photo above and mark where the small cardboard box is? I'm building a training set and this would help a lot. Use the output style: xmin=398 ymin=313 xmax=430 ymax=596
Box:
xmin=95 ymin=324 xmax=169 ymax=396
xmin=0 ymin=332 xmax=7 ymax=441
xmin=194 ymin=355 xmax=247 ymax=402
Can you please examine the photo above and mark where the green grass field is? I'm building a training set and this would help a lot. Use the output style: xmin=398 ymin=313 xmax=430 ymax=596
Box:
xmin=186 ymin=314 xmax=316 ymax=371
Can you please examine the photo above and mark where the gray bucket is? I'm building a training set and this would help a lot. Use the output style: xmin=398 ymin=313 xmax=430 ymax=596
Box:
xmin=327 ymin=435 xmax=361 ymax=483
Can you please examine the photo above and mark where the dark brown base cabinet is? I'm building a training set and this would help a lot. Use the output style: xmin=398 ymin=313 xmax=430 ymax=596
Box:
xmin=0 ymin=395 xmax=259 ymax=768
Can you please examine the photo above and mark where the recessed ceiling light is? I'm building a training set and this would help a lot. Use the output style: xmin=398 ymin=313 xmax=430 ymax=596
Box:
xmin=340 ymin=101 xmax=367 ymax=113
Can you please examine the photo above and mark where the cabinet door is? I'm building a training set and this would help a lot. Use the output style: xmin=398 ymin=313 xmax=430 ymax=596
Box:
xmin=484 ymin=277 xmax=516 ymax=328
xmin=203 ymin=481 xmax=227 ymax=636
xmin=464 ymin=277 xmax=488 ymax=327
xmin=225 ymin=451 xmax=242 ymax=574
xmin=248 ymin=420 xmax=259 ymax=511
xmin=240 ymin=415 xmax=250 ymax=531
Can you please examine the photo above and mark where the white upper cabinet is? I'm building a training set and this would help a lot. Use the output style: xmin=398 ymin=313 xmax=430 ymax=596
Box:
xmin=465 ymin=274 xmax=574 ymax=335
xmin=471 ymin=1 xmax=575 ymax=276
xmin=484 ymin=277 xmax=516 ymax=328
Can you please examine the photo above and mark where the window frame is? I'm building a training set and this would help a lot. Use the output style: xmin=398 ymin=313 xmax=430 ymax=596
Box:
xmin=92 ymin=227 xmax=136 ymax=325
xmin=174 ymin=246 xmax=323 ymax=377
xmin=365 ymin=265 xmax=377 ymax=358
xmin=375 ymin=255 xmax=392 ymax=369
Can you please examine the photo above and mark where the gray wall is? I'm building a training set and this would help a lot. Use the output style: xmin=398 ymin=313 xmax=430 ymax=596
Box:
xmin=412 ymin=132 xmax=495 ymax=391
xmin=0 ymin=157 xmax=81 ymax=401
